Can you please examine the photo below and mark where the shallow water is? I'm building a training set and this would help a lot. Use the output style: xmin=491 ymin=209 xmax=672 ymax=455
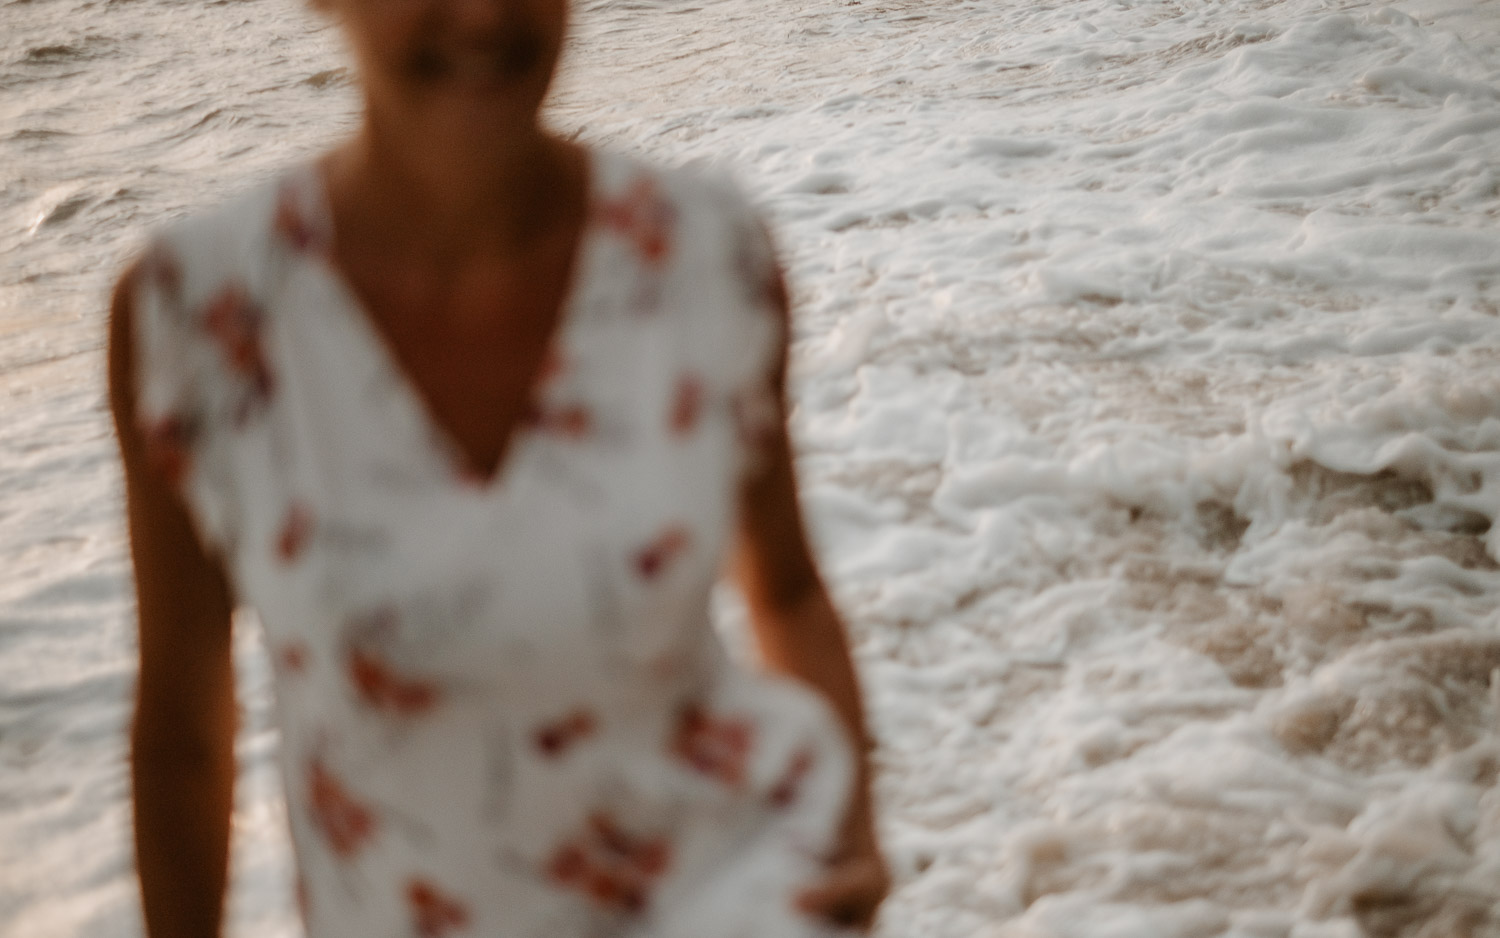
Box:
xmin=4 ymin=0 xmax=1500 ymax=935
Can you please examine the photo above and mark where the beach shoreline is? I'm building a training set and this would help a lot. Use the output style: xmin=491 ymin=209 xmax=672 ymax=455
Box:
xmin=5 ymin=1 xmax=1500 ymax=935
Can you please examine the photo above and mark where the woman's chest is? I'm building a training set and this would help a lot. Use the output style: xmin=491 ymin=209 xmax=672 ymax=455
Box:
xmin=229 ymin=339 xmax=747 ymax=718
xmin=194 ymin=159 xmax=772 ymax=713
xmin=337 ymin=262 xmax=577 ymax=483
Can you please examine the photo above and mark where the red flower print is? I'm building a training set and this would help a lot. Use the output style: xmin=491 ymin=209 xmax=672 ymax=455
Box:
xmin=634 ymin=525 xmax=691 ymax=580
xmin=525 ymin=402 xmax=592 ymax=438
xmin=546 ymin=812 xmax=671 ymax=914
xmin=550 ymin=405 xmax=592 ymax=437
xmin=533 ymin=708 xmax=597 ymax=758
xmin=274 ymin=185 xmax=324 ymax=255
xmin=769 ymin=747 xmax=816 ymax=808
xmin=596 ymin=177 xmax=676 ymax=268
xmin=670 ymin=703 xmax=754 ymax=788
xmin=669 ymin=373 xmax=704 ymax=435
xmin=141 ymin=413 xmax=197 ymax=487
xmin=276 ymin=501 xmax=314 ymax=563
xmin=347 ymin=645 xmax=439 ymax=716
xmin=548 ymin=843 xmax=588 ymax=883
xmin=275 ymin=641 xmax=309 ymax=675
xmin=308 ymin=759 xmax=376 ymax=857
xmin=201 ymin=284 xmax=274 ymax=410
xmin=406 ymin=878 xmax=470 ymax=938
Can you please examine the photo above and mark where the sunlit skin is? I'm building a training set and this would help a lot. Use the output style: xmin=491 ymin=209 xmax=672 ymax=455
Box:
xmin=110 ymin=0 xmax=887 ymax=935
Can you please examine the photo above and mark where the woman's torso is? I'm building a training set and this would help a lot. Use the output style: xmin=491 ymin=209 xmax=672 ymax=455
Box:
xmin=130 ymin=149 xmax=852 ymax=938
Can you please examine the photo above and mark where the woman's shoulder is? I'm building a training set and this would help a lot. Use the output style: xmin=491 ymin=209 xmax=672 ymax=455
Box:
xmin=592 ymin=147 xmax=765 ymax=235
xmin=136 ymin=165 xmax=306 ymax=307
xmin=588 ymin=148 xmax=776 ymax=303
xmin=586 ymin=148 xmax=784 ymax=385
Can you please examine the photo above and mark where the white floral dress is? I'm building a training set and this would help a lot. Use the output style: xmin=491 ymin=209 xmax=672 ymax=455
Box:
xmin=131 ymin=149 xmax=854 ymax=938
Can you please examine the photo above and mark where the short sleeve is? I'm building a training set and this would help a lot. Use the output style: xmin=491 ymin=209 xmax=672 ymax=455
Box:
xmin=715 ymin=184 xmax=788 ymax=477
xmin=133 ymin=243 xmax=196 ymax=449
xmin=130 ymin=238 xmax=237 ymax=554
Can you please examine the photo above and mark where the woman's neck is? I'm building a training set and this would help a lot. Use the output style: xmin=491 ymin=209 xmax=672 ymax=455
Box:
xmin=327 ymin=117 xmax=583 ymax=259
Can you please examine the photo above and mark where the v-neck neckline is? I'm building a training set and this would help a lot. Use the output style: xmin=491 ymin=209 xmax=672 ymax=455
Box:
xmin=296 ymin=148 xmax=604 ymax=495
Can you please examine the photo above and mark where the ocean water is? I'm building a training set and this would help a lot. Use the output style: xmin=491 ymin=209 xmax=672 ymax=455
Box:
xmin=5 ymin=0 xmax=1500 ymax=935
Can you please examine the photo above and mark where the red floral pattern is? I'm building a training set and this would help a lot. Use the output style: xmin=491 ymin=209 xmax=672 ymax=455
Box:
xmin=276 ymin=501 xmax=314 ymax=563
xmin=526 ymin=402 xmax=592 ymax=438
xmin=201 ymin=284 xmax=274 ymax=418
xmin=671 ymin=703 xmax=754 ymax=788
xmin=276 ymin=640 xmax=309 ymax=675
xmin=347 ymin=645 xmax=439 ymax=716
xmin=769 ymin=748 xmax=816 ymax=808
xmin=275 ymin=184 xmax=325 ymax=255
xmin=133 ymin=155 xmax=852 ymax=937
xmin=596 ymin=176 xmax=676 ymax=267
xmin=406 ymin=878 xmax=470 ymax=937
xmin=308 ymin=759 xmax=376 ymax=857
xmin=141 ymin=413 xmax=197 ymax=487
xmin=634 ymin=525 xmax=691 ymax=580
xmin=546 ymin=813 xmax=672 ymax=913
xmin=669 ymin=373 xmax=705 ymax=435
xmin=533 ymin=709 xmax=597 ymax=758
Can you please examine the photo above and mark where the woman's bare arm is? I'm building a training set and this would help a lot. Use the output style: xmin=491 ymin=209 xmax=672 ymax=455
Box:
xmin=109 ymin=267 xmax=238 ymax=938
xmin=730 ymin=272 xmax=888 ymax=930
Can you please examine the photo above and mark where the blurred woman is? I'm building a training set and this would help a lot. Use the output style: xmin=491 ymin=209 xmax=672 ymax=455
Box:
xmin=108 ymin=0 xmax=886 ymax=936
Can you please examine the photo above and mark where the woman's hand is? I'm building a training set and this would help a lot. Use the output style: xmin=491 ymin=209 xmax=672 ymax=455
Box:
xmin=797 ymin=799 xmax=890 ymax=931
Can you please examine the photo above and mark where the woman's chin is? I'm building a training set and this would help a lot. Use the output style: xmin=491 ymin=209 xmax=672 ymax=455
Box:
xmin=388 ymin=78 xmax=551 ymax=142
